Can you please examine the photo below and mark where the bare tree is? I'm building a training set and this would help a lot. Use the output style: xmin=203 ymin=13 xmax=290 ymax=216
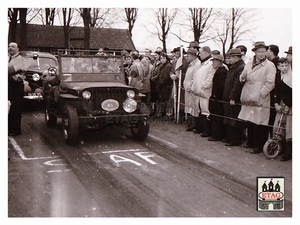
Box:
xmin=8 ymin=8 xmax=19 ymax=42
xmin=189 ymin=8 xmax=216 ymax=43
xmin=214 ymin=8 xmax=257 ymax=56
xmin=19 ymin=8 xmax=28 ymax=50
xmin=124 ymin=8 xmax=138 ymax=36
xmin=90 ymin=8 xmax=113 ymax=28
xmin=152 ymin=8 xmax=178 ymax=52
xmin=80 ymin=8 xmax=91 ymax=50
xmin=61 ymin=8 xmax=75 ymax=50
xmin=45 ymin=8 xmax=56 ymax=25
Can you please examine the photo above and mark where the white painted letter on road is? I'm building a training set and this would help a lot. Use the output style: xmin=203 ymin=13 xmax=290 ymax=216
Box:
xmin=110 ymin=155 xmax=142 ymax=166
xmin=134 ymin=152 xmax=157 ymax=165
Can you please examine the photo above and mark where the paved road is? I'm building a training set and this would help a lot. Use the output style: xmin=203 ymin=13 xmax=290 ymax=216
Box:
xmin=8 ymin=105 xmax=292 ymax=217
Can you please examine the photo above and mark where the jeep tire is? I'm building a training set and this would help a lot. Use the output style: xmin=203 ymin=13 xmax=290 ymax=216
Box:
xmin=62 ymin=105 xmax=79 ymax=145
xmin=130 ymin=118 xmax=150 ymax=141
xmin=45 ymin=107 xmax=57 ymax=127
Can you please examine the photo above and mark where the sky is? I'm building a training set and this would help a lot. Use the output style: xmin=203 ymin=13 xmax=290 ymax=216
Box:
xmin=130 ymin=7 xmax=292 ymax=58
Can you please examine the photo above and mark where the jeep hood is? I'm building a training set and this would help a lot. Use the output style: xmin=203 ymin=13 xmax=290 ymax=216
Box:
xmin=60 ymin=82 xmax=129 ymax=91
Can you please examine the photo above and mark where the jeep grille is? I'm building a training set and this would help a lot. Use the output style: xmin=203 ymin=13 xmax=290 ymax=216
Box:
xmin=91 ymin=87 xmax=128 ymax=113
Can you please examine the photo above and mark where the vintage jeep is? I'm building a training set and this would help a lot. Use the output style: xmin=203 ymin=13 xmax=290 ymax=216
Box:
xmin=43 ymin=53 xmax=150 ymax=145
xmin=20 ymin=51 xmax=58 ymax=100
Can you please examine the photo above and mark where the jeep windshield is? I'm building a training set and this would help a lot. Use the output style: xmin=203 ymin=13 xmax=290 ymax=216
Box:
xmin=59 ymin=56 xmax=124 ymax=83
xmin=26 ymin=57 xmax=57 ymax=71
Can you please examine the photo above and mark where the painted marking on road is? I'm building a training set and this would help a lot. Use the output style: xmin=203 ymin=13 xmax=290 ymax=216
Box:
xmin=148 ymin=133 xmax=178 ymax=149
xmin=47 ymin=169 xmax=71 ymax=174
xmin=110 ymin=155 xmax=142 ymax=166
xmin=83 ymin=149 xmax=143 ymax=155
xmin=44 ymin=159 xmax=67 ymax=166
xmin=134 ymin=152 xmax=157 ymax=165
xmin=102 ymin=149 xmax=143 ymax=154
xmin=8 ymin=136 xmax=59 ymax=161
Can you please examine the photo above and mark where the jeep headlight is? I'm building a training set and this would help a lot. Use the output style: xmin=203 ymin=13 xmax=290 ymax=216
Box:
xmin=32 ymin=73 xmax=40 ymax=81
xmin=82 ymin=90 xmax=92 ymax=99
xmin=123 ymin=98 xmax=137 ymax=113
xmin=126 ymin=90 xmax=135 ymax=98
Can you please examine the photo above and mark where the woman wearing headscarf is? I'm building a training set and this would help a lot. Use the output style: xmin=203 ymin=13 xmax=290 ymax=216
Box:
xmin=151 ymin=52 xmax=173 ymax=117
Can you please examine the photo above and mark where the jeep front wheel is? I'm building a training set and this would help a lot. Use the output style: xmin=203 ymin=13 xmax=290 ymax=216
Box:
xmin=62 ymin=105 xmax=79 ymax=145
xmin=130 ymin=117 xmax=150 ymax=141
xmin=45 ymin=107 xmax=57 ymax=127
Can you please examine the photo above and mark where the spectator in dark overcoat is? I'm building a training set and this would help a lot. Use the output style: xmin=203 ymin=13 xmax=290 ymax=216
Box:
xmin=8 ymin=42 xmax=27 ymax=136
xmin=222 ymin=48 xmax=245 ymax=146
xmin=208 ymin=55 xmax=228 ymax=141
xmin=266 ymin=44 xmax=280 ymax=137
xmin=152 ymin=52 xmax=173 ymax=117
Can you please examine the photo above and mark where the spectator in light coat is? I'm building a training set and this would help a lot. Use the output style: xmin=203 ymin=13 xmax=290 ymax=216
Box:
xmin=183 ymin=48 xmax=201 ymax=131
xmin=140 ymin=55 xmax=153 ymax=105
xmin=191 ymin=46 xmax=216 ymax=137
xmin=238 ymin=41 xmax=276 ymax=154
xmin=128 ymin=50 xmax=145 ymax=92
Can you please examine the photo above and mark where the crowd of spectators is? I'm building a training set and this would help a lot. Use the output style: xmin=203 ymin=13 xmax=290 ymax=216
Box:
xmin=121 ymin=41 xmax=292 ymax=161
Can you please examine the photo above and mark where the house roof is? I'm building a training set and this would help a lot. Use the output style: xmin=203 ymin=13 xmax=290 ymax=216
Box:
xmin=16 ymin=24 xmax=135 ymax=51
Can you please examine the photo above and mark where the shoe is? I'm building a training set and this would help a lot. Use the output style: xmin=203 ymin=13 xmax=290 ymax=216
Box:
xmin=200 ymin=133 xmax=209 ymax=137
xmin=241 ymin=144 xmax=254 ymax=148
xmin=208 ymin=137 xmax=219 ymax=141
xmin=186 ymin=124 xmax=196 ymax=131
xmin=225 ymin=142 xmax=241 ymax=146
xmin=193 ymin=129 xmax=201 ymax=134
xmin=222 ymin=138 xmax=229 ymax=143
xmin=250 ymin=148 xmax=262 ymax=154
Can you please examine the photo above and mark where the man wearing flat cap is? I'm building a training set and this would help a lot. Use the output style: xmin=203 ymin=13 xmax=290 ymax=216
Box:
xmin=183 ymin=48 xmax=201 ymax=131
xmin=208 ymin=55 xmax=228 ymax=141
xmin=238 ymin=41 xmax=276 ymax=154
xmin=222 ymin=48 xmax=245 ymax=146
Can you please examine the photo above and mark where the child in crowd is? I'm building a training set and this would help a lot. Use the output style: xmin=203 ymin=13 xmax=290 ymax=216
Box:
xmin=273 ymin=57 xmax=292 ymax=161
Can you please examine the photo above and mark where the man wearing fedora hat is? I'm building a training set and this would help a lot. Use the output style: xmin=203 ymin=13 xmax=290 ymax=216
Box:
xmin=188 ymin=41 xmax=200 ymax=50
xmin=208 ymin=54 xmax=228 ymax=141
xmin=183 ymin=48 xmax=201 ymax=131
xmin=284 ymin=46 xmax=292 ymax=69
xmin=191 ymin=46 xmax=215 ymax=137
xmin=238 ymin=41 xmax=276 ymax=154
xmin=222 ymin=48 xmax=245 ymax=146
xmin=188 ymin=41 xmax=201 ymax=60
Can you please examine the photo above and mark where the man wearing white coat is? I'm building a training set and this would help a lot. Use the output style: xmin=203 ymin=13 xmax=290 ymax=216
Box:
xmin=183 ymin=48 xmax=201 ymax=131
xmin=191 ymin=46 xmax=216 ymax=136
xmin=238 ymin=41 xmax=276 ymax=154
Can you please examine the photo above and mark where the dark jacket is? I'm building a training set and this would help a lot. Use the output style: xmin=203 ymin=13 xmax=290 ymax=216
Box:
xmin=156 ymin=61 xmax=173 ymax=102
xmin=269 ymin=56 xmax=280 ymax=125
xmin=273 ymin=71 xmax=292 ymax=107
xmin=222 ymin=59 xmax=245 ymax=126
xmin=209 ymin=66 xmax=228 ymax=121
